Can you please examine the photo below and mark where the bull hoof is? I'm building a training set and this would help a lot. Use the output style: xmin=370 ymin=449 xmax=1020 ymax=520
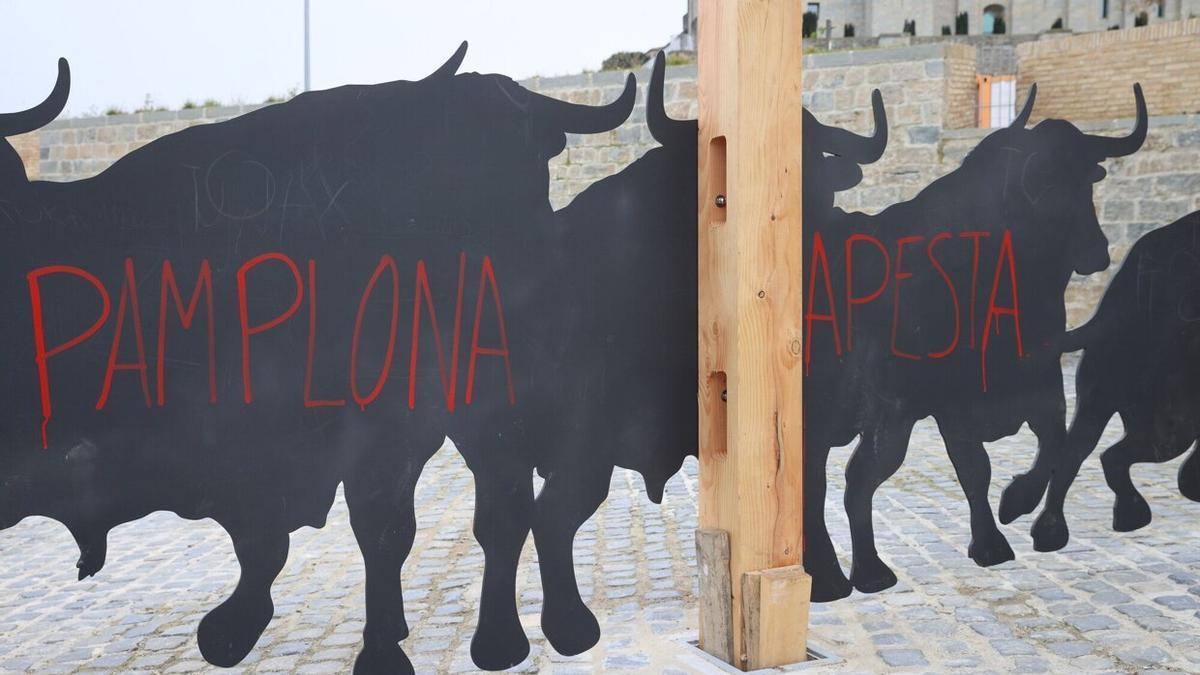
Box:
xmin=75 ymin=551 xmax=105 ymax=580
xmin=541 ymin=598 xmax=600 ymax=656
xmin=69 ymin=528 xmax=109 ymax=581
xmin=849 ymin=556 xmax=897 ymax=594
xmin=197 ymin=594 xmax=273 ymax=668
xmin=470 ymin=620 xmax=530 ymax=671
xmin=1031 ymin=511 xmax=1069 ymax=552
xmin=811 ymin=572 xmax=853 ymax=603
xmin=354 ymin=641 xmax=415 ymax=675
xmin=998 ymin=475 xmax=1045 ymax=525
xmin=968 ymin=534 xmax=1015 ymax=567
xmin=1178 ymin=456 xmax=1200 ymax=502
xmin=1113 ymin=493 xmax=1152 ymax=532
xmin=806 ymin=549 xmax=852 ymax=602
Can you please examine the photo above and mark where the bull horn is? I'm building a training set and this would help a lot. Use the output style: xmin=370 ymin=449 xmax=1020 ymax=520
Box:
xmin=533 ymin=72 xmax=636 ymax=134
xmin=1011 ymin=83 xmax=1037 ymax=128
xmin=0 ymin=58 xmax=69 ymax=137
xmin=1089 ymin=83 xmax=1148 ymax=158
xmin=422 ymin=41 xmax=468 ymax=83
xmin=806 ymin=89 xmax=888 ymax=164
xmin=647 ymin=51 xmax=695 ymax=147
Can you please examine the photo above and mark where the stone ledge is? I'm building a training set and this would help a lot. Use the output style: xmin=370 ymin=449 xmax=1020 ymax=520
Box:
xmin=805 ymin=43 xmax=975 ymax=69
xmin=941 ymin=114 xmax=1200 ymax=141
xmin=521 ymin=64 xmax=697 ymax=92
xmin=1017 ymin=18 xmax=1200 ymax=58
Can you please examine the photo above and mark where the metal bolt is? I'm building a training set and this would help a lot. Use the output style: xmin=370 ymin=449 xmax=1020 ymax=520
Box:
xmin=720 ymin=389 xmax=728 ymax=402
xmin=715 ymin=194 xmax=727 ymax=208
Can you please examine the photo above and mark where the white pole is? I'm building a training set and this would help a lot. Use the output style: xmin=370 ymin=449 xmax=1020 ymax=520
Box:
xmin=304 ymin=0 xmax=311 ymax=91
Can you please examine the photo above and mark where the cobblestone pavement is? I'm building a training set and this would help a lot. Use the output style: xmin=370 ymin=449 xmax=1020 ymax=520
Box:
xmin=2 ymin=363 xmax=1200 ymax=673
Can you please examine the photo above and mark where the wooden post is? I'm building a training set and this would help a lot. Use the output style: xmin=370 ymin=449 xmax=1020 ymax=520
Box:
xmin=696 ymin=0 xmax=809 ymax=670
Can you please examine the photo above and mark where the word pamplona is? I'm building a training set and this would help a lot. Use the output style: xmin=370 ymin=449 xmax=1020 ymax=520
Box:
xmin=26 ymin=252 xmax=515 ymax=447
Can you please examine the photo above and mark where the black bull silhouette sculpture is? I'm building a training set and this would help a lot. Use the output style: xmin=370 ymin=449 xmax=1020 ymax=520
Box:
xmin=0 ymin=47 xmax=695 ymax=673
xmin=802 ymin=84 xmax=1151 ymax=600
xmin=1 ymin=43 xmax=1194 ymax=671
xmin=1029 ymin=209 xmax=1200 ymax=550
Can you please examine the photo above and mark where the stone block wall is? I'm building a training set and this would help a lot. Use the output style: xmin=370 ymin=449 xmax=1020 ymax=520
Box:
xmin=37 ymin=104 xmax=268 ymax=182
xmin=10 ymin=132 xmax=40 ymax=180
xmin=1017 ymin=18 xmax=1200 ymax=123
xmin=1012 ymin=0 xmax=1067 ymax=35
xmin=944 ymin=44 xmax=981 ymax=129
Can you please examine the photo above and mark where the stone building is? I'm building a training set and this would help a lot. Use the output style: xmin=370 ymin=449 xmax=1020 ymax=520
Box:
xmin=786 ymin=0 xmax=1197 ymax=37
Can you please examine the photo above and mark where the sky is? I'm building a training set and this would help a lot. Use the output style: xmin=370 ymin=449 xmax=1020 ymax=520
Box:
xmin=0 ymin=1 xmax=683 ymax=118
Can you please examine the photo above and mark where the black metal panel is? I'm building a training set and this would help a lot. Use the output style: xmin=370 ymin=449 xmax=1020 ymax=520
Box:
xmin=800 ymin=84 xmax=1152 ymax=601
xmin=0 ymin=46 xmax=694 ymax=673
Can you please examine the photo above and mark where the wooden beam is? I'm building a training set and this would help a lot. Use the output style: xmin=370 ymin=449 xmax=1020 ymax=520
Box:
xmin=696 ymin=528 xmax=734 ymax=664
xmin=742 ymin=566 xmax=811 ymax=669
xmin=697 ymin=0 xmax=807 ymax=670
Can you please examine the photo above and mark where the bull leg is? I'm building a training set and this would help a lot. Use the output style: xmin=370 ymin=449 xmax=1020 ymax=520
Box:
xmin=532 ymin=464 xmax=610 ymax=656
xmin=1100 ymin=435 xmax=1153 ymax=532
xmin=937 ymin=426 xmax=1014 ymax=567
xmin=999 ymin=403 xmax=1066 ymax=524
xmin=1104 ymin=429 xmax=1200 ymax=530
xmin=804 ymin=442 xmax=852 ymax=602
xmin=470 ymin=463 xmax=534 ymax=670
xmin=196 ymin=528 xmax=290 ymax=667
xmin=345 ymin=470 xmax=421 ymax=675
xmin=845 ymin=414 xmax=915 ymax=594
xmin=1179 ymin=441 xmax=1200 ymax=503
xmin=1030 ymin=404 xmax=1110 ymax=552
xmin=66 ymin=523 xmax=109 ymax=580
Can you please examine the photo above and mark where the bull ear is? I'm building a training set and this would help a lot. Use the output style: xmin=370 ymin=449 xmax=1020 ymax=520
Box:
xmin=0 ymin=58 xmax=69 ymax=137
xmin=802 ymin=91 xmax=887 ymax=165
xmin=1010 ymin=83 xmax=1036 ymax=128
xmin=421 ymin=41 xmax=468 ymax=83
xmin=647 ymin=51 xmax=696 ymax=147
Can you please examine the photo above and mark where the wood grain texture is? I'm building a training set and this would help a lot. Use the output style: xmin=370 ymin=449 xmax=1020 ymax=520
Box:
xmin=696 ymin=528 xmax=733 ymax=663
xmin=697 ymin=0 xmax=806 ymax=668
xmin=742 ymin=566 xmax=811 ymax=669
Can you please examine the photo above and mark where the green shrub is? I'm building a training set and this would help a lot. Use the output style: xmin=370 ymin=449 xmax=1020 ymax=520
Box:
xmin=601 ymin=51 xmax=649 ymax=71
